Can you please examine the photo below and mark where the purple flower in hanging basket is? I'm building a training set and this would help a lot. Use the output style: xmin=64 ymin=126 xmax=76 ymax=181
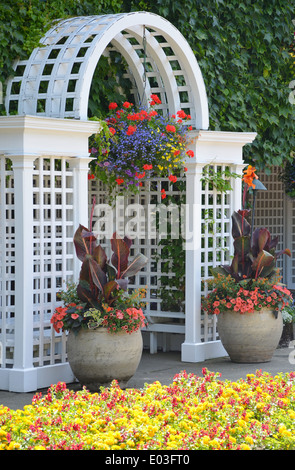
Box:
xmin=89 ymin=95 xmax=193 ymax=195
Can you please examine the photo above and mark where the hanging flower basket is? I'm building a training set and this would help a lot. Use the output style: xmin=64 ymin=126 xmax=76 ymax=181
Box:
xmin=88 ymin=95 xmax=194 ymax=199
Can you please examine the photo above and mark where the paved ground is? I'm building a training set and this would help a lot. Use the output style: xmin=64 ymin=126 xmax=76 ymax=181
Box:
xmin=1 ymin=346 xmax=294 ymax=410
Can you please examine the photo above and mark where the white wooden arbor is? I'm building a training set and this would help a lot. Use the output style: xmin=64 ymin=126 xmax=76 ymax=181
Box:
xmin=0 ymin=12 xmax=256 ymax=392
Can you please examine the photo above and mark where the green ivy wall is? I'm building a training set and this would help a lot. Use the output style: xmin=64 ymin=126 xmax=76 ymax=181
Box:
xmin=0 ymin=0 xmax=294 ymax=169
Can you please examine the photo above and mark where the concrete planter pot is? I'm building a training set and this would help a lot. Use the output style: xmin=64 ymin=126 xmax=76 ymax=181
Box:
xmin=217 ymin=309 xmax=283 ymax=363
xmin=67 ymin=327 xmax=143 ymax=391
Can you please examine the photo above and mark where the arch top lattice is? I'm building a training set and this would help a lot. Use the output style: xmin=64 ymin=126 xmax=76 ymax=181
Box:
xmin=6 ymin=12 xmax=209 ymax=130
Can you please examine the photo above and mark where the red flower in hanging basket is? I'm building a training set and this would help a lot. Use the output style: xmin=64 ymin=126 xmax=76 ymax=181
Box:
xmin=126 ymin=125 xmax=137 ymax=136
xmin=168 ymin=175 xmax=177 ymax=183
xmin=166 ymin=124 xmax=176 ymax=133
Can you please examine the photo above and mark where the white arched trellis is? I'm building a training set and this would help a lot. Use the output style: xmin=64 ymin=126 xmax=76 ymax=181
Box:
xmin=0 ymin=12 xmax=256 ymax=391
xmin=6 ymin=12 xmax=209 ymax=129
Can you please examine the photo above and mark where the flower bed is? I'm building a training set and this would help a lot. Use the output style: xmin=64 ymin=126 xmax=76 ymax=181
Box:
xmin=1 ymin=369 xmax=295 ymax=450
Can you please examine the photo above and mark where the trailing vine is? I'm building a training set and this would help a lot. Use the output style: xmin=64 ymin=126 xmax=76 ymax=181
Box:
xmin=201 ymin=165 xmax=241 ymax=193
xmin=154 ymin=178 xmax=186 ymax=313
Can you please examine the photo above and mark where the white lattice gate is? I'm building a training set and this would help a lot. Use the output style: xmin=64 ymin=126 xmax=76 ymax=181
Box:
xmin=0 ymin=121 xmax=256 ymax=391
xmin=0 ymin=12 xmax=257 ymax=391
xmin=89 ymin=131 xmax=256 ymax=359
xmin=0 ymin=156 xmax=76 ymax=370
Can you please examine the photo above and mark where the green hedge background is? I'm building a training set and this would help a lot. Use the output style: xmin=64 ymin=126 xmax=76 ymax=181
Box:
xmin=0 ymin=0 xmax=294 ymax=169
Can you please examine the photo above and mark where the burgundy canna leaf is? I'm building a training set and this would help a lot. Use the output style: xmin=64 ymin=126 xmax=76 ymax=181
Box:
xmin=115 ymin=278 xmax=129 ymax=291
xmin=73 ymin=224 xmax=148 ymax=309
xmin=231 ymin=253 xmax=239 ymax=276
xmin=252 ymin=250 xmax=275 ymax=280
xmin=89 ymin=258 xmax=107 ymax=292
xmin=123 ymin=235 xmax=133 ymax=249
xmin=233 ymin=236 xmax=251 ymax=260
xmin=111 ymin=232 xmax=130 ymax=277
xmin=106 ymin=263 xmax=116 ymax=281
xmin=231 ymin=211 xmax=251 ymax=239
xmin=103 ymin=280 xmax=119 ymax=302
xmin=76 ymin=282 xmax=98 ymax=308
xmin=213 ymin=207 xmax=291 ymax=284
xmin=251 ymin=228 xmax=261 ymax=257
xmin=121 ymin=253 xmax=148 ymax=278
xmin=275 ymin=248 xmax=291 ymax=258
xmin=257 ymin=228 xmax=271 ymax=252
xmin=74 ymin=224 xmax=97 ymax=261
xmin=92 ymin=245 xmax=107 ymax=271
xmin=268 ymin=235 xmax=279 ymax=251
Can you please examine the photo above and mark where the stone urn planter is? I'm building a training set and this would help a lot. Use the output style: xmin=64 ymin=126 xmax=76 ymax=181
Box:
xmin=67 ymin=327 xmax=143 ymax=391
xmin=217 ymin=309 xmax=283 ymax=363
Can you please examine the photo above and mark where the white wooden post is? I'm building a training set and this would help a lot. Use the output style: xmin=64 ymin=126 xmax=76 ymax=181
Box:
xmin=68 ymin=156 xmax=93 ymax=281
xmin=9 ymin=154 xmax=36 ymax=391
xmin=181 ymin=162 xmax=206 ymax=360
xmin=231 ymin=163 xmax=245 ymax=212
xmin=181 ymin=130 xmax=257 ymax=362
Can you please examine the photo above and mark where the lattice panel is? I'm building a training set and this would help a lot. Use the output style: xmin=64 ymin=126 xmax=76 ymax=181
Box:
xmin=32 ymin=157 xmax=75 ymax=366
xmin=89 ymin=176 xmax=186 ymax=325
xmin=200 ymin=165 xmax=233 ymax=342
xmin=254 ymin=167 xmax=285 ymax=277
xmin=5 ymin=13 xmax=205 ymax=129
xmin=89 ymin=165 xmax=235 ymax=344
xmin=117 ymin=27 xmax=195 ymax=119
xmin=0 ymin=157 xmax=15 ymax=368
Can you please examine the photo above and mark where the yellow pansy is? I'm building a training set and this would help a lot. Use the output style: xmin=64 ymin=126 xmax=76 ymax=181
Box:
xmin=240 ymin=444 xmax=251 ymax=450
xmin=202 ymin=435 xmax=210 ymax=445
